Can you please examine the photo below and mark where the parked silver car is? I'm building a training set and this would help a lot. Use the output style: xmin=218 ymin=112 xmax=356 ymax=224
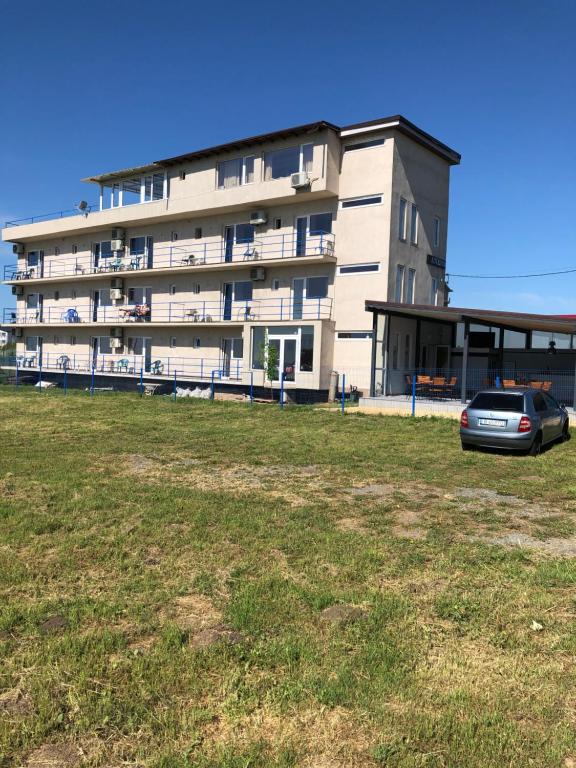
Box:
xmin=460 ymin=387 xmax=569 ymax=455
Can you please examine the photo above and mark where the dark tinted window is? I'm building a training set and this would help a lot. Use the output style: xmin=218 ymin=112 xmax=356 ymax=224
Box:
xmin=470 ymin=393 xmax=525 ymax=412
xmin=533 ymin=392 xmax=547 ymax=412
xmin=543 ymin=393 xmax=559 ymax=409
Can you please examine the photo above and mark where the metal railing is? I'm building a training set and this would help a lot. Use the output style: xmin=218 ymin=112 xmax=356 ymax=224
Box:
xmin=2 ymin=232 xmax=335 ymax=280
xmin=1 ymin=352 xmax=243 ymax=381
xmin=377 ymin=367 xmax=576 ymax=406
xmin=4 ymin=204 xmax=98 ymax=227
xmin=3 ymin=297 xmax=333 ymax=325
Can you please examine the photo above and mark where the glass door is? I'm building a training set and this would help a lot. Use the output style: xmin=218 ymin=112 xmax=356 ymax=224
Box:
xmin=222 ymin=283 xmax=233 ymax=320
xmin=27 ymin=250 xmax=44 ymax=278
xmin=128 ymin=337 xmax=152 ymax=372
xmin=292 ymin=279 xmax=305 ymax=320
xmin=267 ymin=332 xmax=300 ymax=383
xmin=222 ymin=338 xmax=243 ymax=378
xmin=224 ymin=227 xmax=234 ymax=263
xmin=224 ymin=224 xmax=255 ymax=263
xmin=295 ymin=217 xmax=307 ymax=257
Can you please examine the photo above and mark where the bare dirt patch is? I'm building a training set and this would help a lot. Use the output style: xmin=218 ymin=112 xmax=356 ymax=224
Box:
xmin=336 ymin=516 xmax=370 ymax=534
xmin=190 ymin=626 xmax=244 ymax=648
xmin=169 ymin=593 xmax=223 ymax=632
xmin=0 ymin=687 xmax=32 ymax=714
xmin=346 ymin=483 xmax=395 ymax=498
xmin=25 ymin=743 xmax=80 ymax=768
xmin=40 ymin=615 xmax=69 ymax=633
xmin=486 ymin=532 xmax=576 ymax=557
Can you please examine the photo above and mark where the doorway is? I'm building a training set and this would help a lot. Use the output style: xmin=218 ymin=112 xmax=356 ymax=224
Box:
xmin=267 ymin=331 xmax=298 ymax=382
xmin=128 ymin=337 xmax=152 ymax=372
xmin=222 ymin=338 xmax=243 ymax=378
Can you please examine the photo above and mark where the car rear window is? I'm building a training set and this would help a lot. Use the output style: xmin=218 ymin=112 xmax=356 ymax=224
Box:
xmin=470 ymin=393 xmax=525 ymax=412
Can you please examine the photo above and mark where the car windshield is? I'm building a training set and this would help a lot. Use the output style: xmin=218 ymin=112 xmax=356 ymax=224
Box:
xmin=470 ymin=392 xmax=525 ymax=412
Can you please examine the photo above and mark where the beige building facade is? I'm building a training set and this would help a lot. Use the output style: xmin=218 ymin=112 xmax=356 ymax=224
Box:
xmin=1 ymin=116 xmax=460 ymax=397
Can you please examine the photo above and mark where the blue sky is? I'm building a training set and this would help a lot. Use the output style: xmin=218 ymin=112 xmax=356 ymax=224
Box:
xmin=1 ymin=0 xmax=574 ymax=313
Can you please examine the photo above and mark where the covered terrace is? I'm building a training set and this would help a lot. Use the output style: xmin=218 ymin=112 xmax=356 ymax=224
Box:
xmin=366 ymin=301 xmax=576 ymax=407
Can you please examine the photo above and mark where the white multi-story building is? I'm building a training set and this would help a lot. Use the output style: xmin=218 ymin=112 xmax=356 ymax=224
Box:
xmin=1 ymin=115 xmax=460 ymax=398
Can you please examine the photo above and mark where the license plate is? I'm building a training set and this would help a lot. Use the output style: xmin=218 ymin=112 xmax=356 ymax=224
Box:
xmin=478 ymin=418 xmax=506 ymax=427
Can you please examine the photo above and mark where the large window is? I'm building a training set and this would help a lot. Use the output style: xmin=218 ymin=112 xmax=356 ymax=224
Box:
xmin=217 ymin=155 xmax=255 ymax=189
xmin=264 ymin=143 xmax=313 ymax=180
xmin=93 ymin=241 xmax=113 ymax=268
xmin=395 ymin=264 xmax=405 ymax=302
xmin=430 ymin=277 xmax=439 ymax=306
xmin=343 ymin=138 xmax=384 ymax=152
xmin=338 ymin=263 xmax=380 ymax=275
xmin=250 ymin=326 xmax=314 ymax=373
xmin=101 ymin=173 xmax=166 ymax=209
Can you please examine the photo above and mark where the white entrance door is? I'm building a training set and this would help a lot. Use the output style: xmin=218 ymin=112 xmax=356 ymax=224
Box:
xmin=267 ymin=330 xmax=299 ymax=382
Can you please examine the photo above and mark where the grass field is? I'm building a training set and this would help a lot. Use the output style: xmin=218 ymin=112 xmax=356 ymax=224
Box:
xmin=1 ymin=388 xmax=576 ymax=767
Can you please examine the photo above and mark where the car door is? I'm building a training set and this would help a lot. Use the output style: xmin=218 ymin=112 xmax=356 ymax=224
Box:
xmin=532 ymin=392 xmax=552 ymax=442
xmin=543 ymin=392 xmax=564 ymax=439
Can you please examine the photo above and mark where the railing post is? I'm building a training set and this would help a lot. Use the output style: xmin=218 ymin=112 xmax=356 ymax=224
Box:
xmin=139 ymin=367 xmax=144 ymax=396
xmin=15 ymin=358 xmax=19 ymax=387
xmin=38 ymin=359 xmax=42 ymax=389
xmin=281 ymin=234 xmax=285 ymax=260
xmin=200 ymin=359 xmax=204 ymax=379
xmin=210 ymin=369 xmax=216 ymax=400
xmin=173 ymin=370 xmax=177 ymax=401
xmin=341 ymin=373 xmax=346 ymax=415
xmin=411 ymin=374 xmax=416 ymax=417
xmin=90 ymin=365 xmax=95 ymax=396
xmin=280 ymin=372 xmax=285 ymax=407
xmin=280 ymin=297 xmax=283 ymax=321
xmin=250 ymin=370 xmax=254 ymax=403
xmin=63 ymin=365 xmax=68 ymax=395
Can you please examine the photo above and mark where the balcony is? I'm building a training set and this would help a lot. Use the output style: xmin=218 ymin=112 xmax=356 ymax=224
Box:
xmin=3 ymin=232 xmax=335 ymax=282
xmin=3 ymin=351 xmax=243 ymax=381
xmin=3 ymin=296 xmax=333 ymax=326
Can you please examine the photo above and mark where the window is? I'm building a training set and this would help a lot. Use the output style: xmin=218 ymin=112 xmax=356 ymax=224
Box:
xmin=54 ymin=246 xmax=60 ymax=256
xmin=179 ymin=170 xmax=186 ymax=181
xmin=70 ymin=336 xmax=76 ymax=345
xmin=93 ymin=241 xmax=113 ymax=267
xmin=406 ymin=268 xmax=416 ymax=304
xmin=54 ymin=335 xmax=60 ymax=345
xmin=392 ymin=333 xmax=400 ymax=369
xmin=274 ymin=218 xmax=282 ymax=230
xmin=395 ymin=265 xmax=405 ymax=302
xmin=25 ymin=336 xmax=38 ymax=353
xmin=470 ymin=392 xmax=525 ymax=412
xmin=305 ymin=276 xmax=328 ymax=299
xmin=54 ymin=291 xmax=60 ymax=301
xmin=251 ymin=327 xmax=266 ymax=368
xmin=193 ymin=338 xmax=201 ymax=348
xmin=233 ymin=281 xmax=253 ymax=301
xmin=309 ymin=213 xmax=332 ymax=235
xmin=169 ymin=284 xmax=177 ymax=295
xmin=264 ymin=143 xmax=313 ymax=180
xmin=340 ymin=195 xmax=383 ymax=209
xmin=344 ymin=138 xmax=385 ymax=152
xmin=338 ymin=263 xmax=379 ymax=275
xmin=191 ymin=283 xmax=201 ymax=294
xmin=171 ymin=231 xmax=178 ymax=242
xmin=430 ymin=278 xmax=439 ymax=306
xmin=217 ymin=155 xmax=255 ymax=189
xmin=337 ymin=331 xmax=373 ymax=339
xmin=300 ymin=326 xmax=314 ymax=372
xmin=271 ymin=279 xmax=280 ymax=291
xmin=170 ymin=336 xmax=177 ymax=348
xmin=194 ymin=227 xmax=202 ymax=239
xmin=410 ymin=204 xmax=419 ymax=245
xmin=433 ymin=217 xmax=441 ymax=248
xmin=399 ymin=198 xmax=407 ymax=240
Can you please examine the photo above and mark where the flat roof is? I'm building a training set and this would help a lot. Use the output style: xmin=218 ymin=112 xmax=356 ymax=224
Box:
xmin=365 ymin=300 xmax=576 ymax=335
xmin=83 ymin=114 xmax=460 ymax=184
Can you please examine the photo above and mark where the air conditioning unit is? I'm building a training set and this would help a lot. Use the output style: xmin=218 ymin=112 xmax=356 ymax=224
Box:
xmin=291 ymin=172 xmax=311 ymax=189
xmin=12 ymin=285 xmax=24 ymax=296
xmin=110 ymin=288 xmax=123 ymax=301
xmin=111 ymin=228 xmax=125 ymax=240
xmin=110 ymin=277 xmax=124 ymax=289
xmin=250 ymin=267 xmax=266 ymax=281
xmin=111 ymin=239 xmax=125 ymax=251
xmin=15 ymin=328 xmax=23 ymax=338
xmin=250 ymin=210 xmax=268 ymax=225
xmin=12 ymin=243 xmax=25 ymax=255
xmin=109 ymin=337 xmax=123 ymax=350
xmin=110 ymin=327 xmax=124 ymax=339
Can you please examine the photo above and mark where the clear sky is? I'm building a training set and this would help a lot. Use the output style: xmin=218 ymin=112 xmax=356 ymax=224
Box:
xmin=1 ymin=0 xmax=574 ymax=313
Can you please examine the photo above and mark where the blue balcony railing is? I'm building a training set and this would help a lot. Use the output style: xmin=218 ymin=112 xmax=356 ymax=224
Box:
xmin=3 ymin=296 xmax=333 ymax=326
xmin=0 ymin=352 xmax=243 ymax=381
xmin=3 ymin=231 xmax=335 ymax=281
xmin=4 ymin=204 xmax=98 ymax=228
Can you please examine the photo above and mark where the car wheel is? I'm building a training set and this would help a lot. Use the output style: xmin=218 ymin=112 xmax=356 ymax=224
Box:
xmin=461 ymin=441 xmax=474 ymax=451
xmin=561 ymin=421 xmax=570 ymax=442
xmin=529 ymin=432 xmax=542 ymax=456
